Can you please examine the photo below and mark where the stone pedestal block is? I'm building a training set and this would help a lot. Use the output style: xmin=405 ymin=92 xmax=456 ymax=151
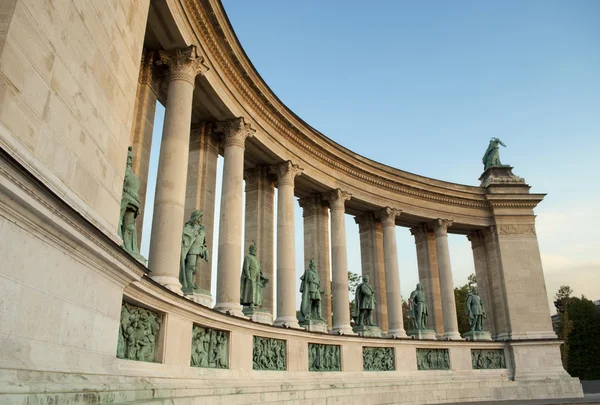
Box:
xmin=353 ymin=325 xmax=382 ymax=337
xmin=186 ymin=290 xmax=212 ymax=307
xmin=407 ymin=329 xmax=436 ymax=340
xmin=243 ymin=307 xmax=272 ymax=325
xmin=300 ymin=319 xmax=328 ymax=333
xmin=463 ymin=330 xmax=492 ymax=341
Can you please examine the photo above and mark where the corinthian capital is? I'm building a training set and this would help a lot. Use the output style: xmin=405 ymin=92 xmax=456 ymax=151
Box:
xmin=214 ymin=117 xmax=255 ymax=149
xmin=157 ymin=45 xmax=209 ymax=85
xmin=269 ymin=160 xmax=303 ymax=187
xmin=431 ymin=218 xmax=453 ymax=237
xmin=325 ymin=188 xmax=351 ymax=211
xmin=376 ymin=207 xmax=401 ymax=227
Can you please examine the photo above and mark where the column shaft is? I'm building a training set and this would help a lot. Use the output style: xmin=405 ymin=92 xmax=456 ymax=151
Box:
xmin=148 ymin=46 xmax=207 ymax=292
xmin=378 ymin=208 xmax=406 ymax=337
xmin=214 ymin=118 xmax=255 ymax=316
xmin=326 ymin=189 xmax=353 ymax=335
xmin=184 ymin=122 xmax=219 ymax=302
xmin=271 ymin=161 xmax=302 ymax=328
xmin=244 ymin=166 xmax=275 ymax=320
xmin=432 ymin=219 xmax=461 ymax=339
xmin=299 ymin=195 xmax=332 ymax=328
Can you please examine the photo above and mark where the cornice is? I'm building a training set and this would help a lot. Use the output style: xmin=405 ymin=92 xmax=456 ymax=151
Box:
xmin=180 ymin=0 xmax=493 ymax=212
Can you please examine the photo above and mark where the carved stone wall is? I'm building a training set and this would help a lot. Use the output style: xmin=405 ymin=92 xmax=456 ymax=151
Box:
xmin=363 ymin=347 xmax=395 ymax=371
xmin=471 ymin=349 xmax=506 ymax=369
xmin=416 ymin=348 xmax=450 ymax=370
xmin=117 ymin=303 xmax=161 ymax=363
xmin=253 ymin=336 xmax=286 ymax=370
xmin=308 ymin=343 xmax=341 ymax=371
xmin=190 ymin=325 xmax=228 ymax=369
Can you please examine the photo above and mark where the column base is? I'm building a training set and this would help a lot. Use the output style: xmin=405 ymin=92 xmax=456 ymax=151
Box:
xmin=243 ymin=306 xmax=273 ymax=325
xmin=300 ymin=319 xmax=328 ymax=333
xmin=407 ymin=329 xmax=436 ymax=340
xmin=274 ymin=316 xmax=300 ymax=329
xmin=213 ymin=302 xmax=245 ymax=318
xmin=463 ymin=330 xmax=492 ymax=341
xmin=331 ymin=324 xmax=355 ymax=335
xmin=149 ymin=276 xmax=182 ymax=295
xmin=496 ymin=330 xmax=557 ymax=341
xmin=185 ymin=290 xmax=212 ymax=307
xmin=387 ymin=328 xmax=408 ymax=338
xmin=442 ymin=331 xmax=464 ymax=340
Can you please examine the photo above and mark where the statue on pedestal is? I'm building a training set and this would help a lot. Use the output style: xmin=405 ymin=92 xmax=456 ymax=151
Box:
xmin=409 ymin=283 xmax=429 ymax=330
xmin=354 ymin=275 xmax=376 ymax=326
xmin=299 ymin=259 xmax=324 ymax=323
xmin=180 ymin=210 xmax=210 ymax=294
xmin=240 ymin=241 xmax=268 ymax=308
xmin=482 ymin=137 xmax=506 ymax=171
xmin=465 ymin=287 xmax=486 ymax=331
xmin=118 ymin=146 xmax=144 ymax=262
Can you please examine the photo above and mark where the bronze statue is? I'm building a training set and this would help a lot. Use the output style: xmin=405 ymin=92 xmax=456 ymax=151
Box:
xmin=118 ymin=146 xmax=144 ymax=261
xmin=240 ymin=241 xmax=268 ymax=307
xmin=409 ymin=283 xmax=429 ymax=330
xmin=354 ymin=275 xmax=377 ymax=326
xmin=465 ymin=286 xmax=486 ymax=331
xmin=180 ymin=210 xmax=210 ymax=294
xmin=482 ymin=137 xmax=506 ymax=171
xmin=299 ymin=259 xmax=324 ymax=323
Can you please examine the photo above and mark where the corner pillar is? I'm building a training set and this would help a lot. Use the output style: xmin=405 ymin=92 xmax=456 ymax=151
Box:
xmin=148 ymin=46 xmax=208 ymax=293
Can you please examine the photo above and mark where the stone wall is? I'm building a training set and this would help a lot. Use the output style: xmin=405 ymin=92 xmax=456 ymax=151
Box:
xmin=0 ymin=0 xmax=150 ymax=239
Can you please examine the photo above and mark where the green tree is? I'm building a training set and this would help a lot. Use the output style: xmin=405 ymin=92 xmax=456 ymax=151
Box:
xmin=402 ymin=299 xmax=411 ymax=330
xmin=331 ymin=271 xmax=362 ymax=325
xmin=454 ymin=273 xmax=477 ymax=335
xmin=554 ymin=285 xmax=573 ymax=368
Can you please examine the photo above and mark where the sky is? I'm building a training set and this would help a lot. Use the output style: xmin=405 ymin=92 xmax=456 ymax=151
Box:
xmin=142 ymin=1 xmax=600 ymax=316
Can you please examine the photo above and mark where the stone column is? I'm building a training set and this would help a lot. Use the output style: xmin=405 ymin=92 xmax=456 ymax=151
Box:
xmin=148 ymin=46 xmax=208 ymax=292
xmin=325 ymin=189 xmax=354 ymax=335
xmin=410 ymin=224 xmax=444 ymax=337
xmin=244 ymin=165 xmax=275 ymax=322
xmin=299 ymin=194 xmax=332 ymax=328
xmin=213 ymin=117 xmax=255 ymax=316
xmin=270 ymin=161 xmax=302 ymax=328
xmin=431 ymin=218 xmax=461 ymax=339
xmin=354 ymin=212 xmax=388 ymax=332
xmin=184 ymin=122 xmax=219 ymax=305
xmin=467 ymin=230 xmax=497 ymax=337
xmin=377 ymin=207 xmax=407 ymax=337
xmin=129 ymin=49 xmax=159 ymax=246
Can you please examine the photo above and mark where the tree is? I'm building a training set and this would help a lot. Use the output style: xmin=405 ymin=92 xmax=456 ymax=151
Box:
xmin=454 ymin=274 xmax=477 ymax=335
xmin=402 ymin=299 xmax=411 ymax=330
xmin=554 ymin=285 xmax=573 ymax=368
xmin=331 ymin=271 xmax=362 ymax=326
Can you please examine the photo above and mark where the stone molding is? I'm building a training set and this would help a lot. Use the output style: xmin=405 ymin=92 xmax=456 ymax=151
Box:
xmin=138 ymin=49 xmax=160 ymax=94
xmin=376 ymin=207 xmax=401 ymax=228
xmin=496 ymin=224 xmax=536 ymax=236
xmin=298 ymin=193 xmax=324 ymax=217
xmin=431 ymin=218 xmax=453 ymax=237
xmin=269 ymin=160 xmax=303 ymax=187
xmin=409 ymin=223 xmax=429 ymax=243
xmin=189 ymin=123 xmax=219 ymax=154
xmin=214 ymin=117 xmax=255 ymax=149
xmin=354 ymin=211 xmax=377 ymax=231
xmin=325 ymin=188 xmax=351 ymax=211
xmin=156 ymin=45 xmax=209 ymax=85
xmin=244 ymin=165 xmax=274 ymax=192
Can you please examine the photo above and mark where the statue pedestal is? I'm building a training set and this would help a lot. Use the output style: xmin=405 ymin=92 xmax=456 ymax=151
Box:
xmin=478 ymin=166 xmax=526 ymax=189
xmin=463 ymin=330 xmax=492 ymax=341
xmin=300 ymin=319 xmax=328 ymax=333
xmin=184 ymin=289 xmax=212 ymax=307
xmin=407 ymin=329 xmax=437 ymax=340
xmin=353 ymin=325 xmax=382 ymax=337
xmin=243 ymin=307 xmax=272 ymax=325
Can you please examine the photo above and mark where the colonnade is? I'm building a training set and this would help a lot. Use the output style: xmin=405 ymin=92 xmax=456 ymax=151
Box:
xmin=134 ymin=47 xmax=551 ymax=341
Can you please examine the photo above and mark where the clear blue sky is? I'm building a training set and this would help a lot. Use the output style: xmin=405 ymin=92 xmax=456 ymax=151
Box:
xmin=142 ymin=1 xmax=599 ymax=314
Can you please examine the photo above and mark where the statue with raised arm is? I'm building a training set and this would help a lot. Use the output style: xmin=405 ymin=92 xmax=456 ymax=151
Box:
xmin=482 ymin=137 xmax=507 ymax=171
xmin=299 ymin=259 xmax=324 ymax=323
xmin=180 ymin=210 xmax=210 ymax=294
xmin=409 ymin=283 xmax=429 ymax=330
xmin=240 ymin=241 xmax=268 ymax=308
xmin=118 ymin=146 xmax=144 ymax=262
xmin=354 ymin=275 xmax=377 ymax=326
xmin=465 ymin=286 xmax=486 ymax=331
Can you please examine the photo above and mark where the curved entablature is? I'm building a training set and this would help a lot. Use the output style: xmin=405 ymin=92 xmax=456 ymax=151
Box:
xmin=142 ymin=0 xmax=547 ymax=231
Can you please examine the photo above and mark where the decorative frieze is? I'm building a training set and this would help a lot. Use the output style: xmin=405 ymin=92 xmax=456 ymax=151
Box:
xmin=253 ymin=336 xmax=286 ymax=370
xmin=416 ymin=348 xmax=450 ymax=370
xmin=431 ymin=218 xmax=453 ymax=237
xmin=376 ymin=207 xmax=401 ymax=228
xmin=325 ymin=188 xmax=352 ymax=211
xmin=309 ymin=343 xmax=341 ymax=372
xmin=362 ymin=347 xmax=395 ymax=371
xmin=156 ymin=45 xmax=209 ymax=85
xmin=190 ymin=325 xmax=228 ymax=369
xmin=496 ymin=224 xmax=536 ymax=236
xmin=214 ymin=117 xmax=255 ymax=149
xmin=269 ymin=160 xmax=303 ymax=187
xmin=117 ymin=303 xmax=161 ymax=363
xmin=471 ymin=349 xmax=506 ymax=369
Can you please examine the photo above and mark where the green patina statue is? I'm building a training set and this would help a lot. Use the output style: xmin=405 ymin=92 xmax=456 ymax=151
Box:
xmin=465 ymin=286 xmax=486 ymax=331
xmin=118 ymin=147 xmax=144 ymax=261
xmin=253 ymin=336 xmax=286 ymax=370
xmin=363 ymin=347 xmax=394 ymax=371
xmin=240 ymin=241 xmax=268 ymax=307
xmin=354 ymin=275 xmax=377 ymax=326
xmin=472 ymin=349 xmax=506 ymax=369
xmin=117 ymin=303 xmax=160 ymax=362
xmin=299 ymin=259 xmax=324 ymax=323
xmin=309 ymin=343 xmax=341 ymax=372
xmin=409 ymin=283 xmax=429 ymax=330
xmin=190 ymin=325 xmax=228 ymax=369
xmin=482 ymin=137 xmax=507 ymax=170
xmin=180 ymin=210 xmax=210 ymax=294
xmin=416 ymin=349 xmax=450 ymax=370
